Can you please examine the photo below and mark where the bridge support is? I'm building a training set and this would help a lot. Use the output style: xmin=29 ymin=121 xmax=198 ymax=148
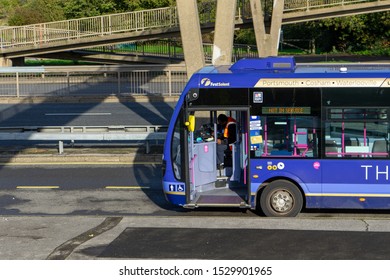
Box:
xmin=176 ymin=0 xmax=205 ymax=78
xmin=0 ymin=57 xmax=12 ymax=67
xmin=212 ymin=0 xmax=237 ymax=65
xmin=0 ymin=57 xmax=25 ymax=67
xmin=250 ymin=0 xmax=284 ymax=57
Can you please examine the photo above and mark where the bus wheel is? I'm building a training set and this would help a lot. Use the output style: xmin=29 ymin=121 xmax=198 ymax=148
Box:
xmin=259 ymin=180 xmax=303 ymax=217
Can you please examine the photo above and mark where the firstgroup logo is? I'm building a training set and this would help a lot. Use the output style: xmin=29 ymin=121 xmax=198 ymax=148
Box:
xmin=200 ymin=78 xmax=230 ymax=87
xmin=201 ymin=78 xmax=211 ymax=86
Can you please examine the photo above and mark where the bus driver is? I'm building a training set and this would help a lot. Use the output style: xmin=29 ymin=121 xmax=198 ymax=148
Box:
xmin=216 ymin=114 xmax=237 ymax=169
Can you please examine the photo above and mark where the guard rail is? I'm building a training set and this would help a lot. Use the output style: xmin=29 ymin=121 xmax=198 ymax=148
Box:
xmin=0 ymin=125 xmax=168 ymax=154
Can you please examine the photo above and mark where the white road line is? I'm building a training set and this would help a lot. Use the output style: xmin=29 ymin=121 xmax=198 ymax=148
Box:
xmin=45 ymin=113 xmax=112 ymax=116
xmin=105 ymin=186 xmax=150 ymax=189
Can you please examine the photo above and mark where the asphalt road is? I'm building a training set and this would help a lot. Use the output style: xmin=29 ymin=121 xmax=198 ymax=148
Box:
xmin=0 ymin=163 xmax=162 ymax=191
xmin=2 ymin=163 xmax=390 ymax=261
xmin=0 ymin=102 xmax=176 ymax=127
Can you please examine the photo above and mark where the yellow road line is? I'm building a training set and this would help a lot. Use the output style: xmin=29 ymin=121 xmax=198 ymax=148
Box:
xmin=16 ymin=186 xmax=60 ymax=189
xmin=105 ymin=186 xmax=150 ymax=189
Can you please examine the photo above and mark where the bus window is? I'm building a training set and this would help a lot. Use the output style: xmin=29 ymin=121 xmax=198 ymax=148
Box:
xmin=325 ymin=108 xmax=389 ymax=158
xmin=252 ymin=116 xmax=319 ymax=158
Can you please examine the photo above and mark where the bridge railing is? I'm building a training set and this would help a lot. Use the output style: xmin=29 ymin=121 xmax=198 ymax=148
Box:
xmin=1 ymin=0 xmax=386 ymax=51
xmin=0 ymin=6 xmax=179 ymax=49
xmin=284 ymin=0 xmax=379 ymax=11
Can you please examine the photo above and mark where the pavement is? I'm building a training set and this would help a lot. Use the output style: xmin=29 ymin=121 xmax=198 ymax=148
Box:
xmin=0 ymin=151 xmax=162 ymax=165
xmin=3 ymin=215 xmax=390 ymax=260
xmin=0 ymin=145 xmax=163 ymax=164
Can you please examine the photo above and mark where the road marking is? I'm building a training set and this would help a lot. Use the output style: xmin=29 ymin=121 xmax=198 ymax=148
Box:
xmin=105 ymin=186 xmax=150 ymax=189
xmin=45 ymin=113 xmax=112 ymax=116
xmin=16 ymin=186 xmax=60 ymax=189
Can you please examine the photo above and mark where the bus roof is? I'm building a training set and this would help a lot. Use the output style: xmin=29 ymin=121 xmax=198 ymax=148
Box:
xmin=196 ymin=57 xmax=390 ymax=75
xmin=193 ymin=57 xmax=390 ymax=89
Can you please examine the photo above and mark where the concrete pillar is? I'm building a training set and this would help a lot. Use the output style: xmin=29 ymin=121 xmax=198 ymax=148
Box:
xmin=250 ymin=0 xmax=268 ymax=57
xmin=0 ymin=57 xmax=12 ymax=67
xmin=269 ymin=0 xmax=284 ymax=56
xmin=212 ymin=0 xmax=237 ymax=65
xmin=250 ymin=0 xmax=284 ymax=57
xmin=176 ymin=0 xmax=205 ymax=78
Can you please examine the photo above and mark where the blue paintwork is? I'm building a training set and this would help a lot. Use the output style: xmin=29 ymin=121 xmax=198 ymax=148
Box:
xmin=162 ymin=57 xmax=390 ymax=210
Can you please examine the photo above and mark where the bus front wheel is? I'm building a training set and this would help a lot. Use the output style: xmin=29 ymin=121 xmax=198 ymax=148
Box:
xmin=259 ymin=180 xmax=303 ymax=217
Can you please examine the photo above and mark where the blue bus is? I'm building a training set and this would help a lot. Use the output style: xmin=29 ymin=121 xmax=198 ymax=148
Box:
xmin=162 ymin=56 xmax=390 ymax=217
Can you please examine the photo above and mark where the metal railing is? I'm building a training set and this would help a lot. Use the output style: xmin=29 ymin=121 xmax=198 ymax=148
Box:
xmin=0 ymin=64 xmax=187 ymax=97
xmin=283 ymin=0 xmax=382 ymax=11
xmin=0 ymin=125 xmax=168 ymax=154
xmin=83 ymin=40 xmax=266 ymax=63
xmin=0 ymin=0 xmax=387 ymax=51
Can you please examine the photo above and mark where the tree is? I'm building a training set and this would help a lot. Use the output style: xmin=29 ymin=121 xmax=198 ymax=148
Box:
xmin=62 ymin=0 xmax=176 ymax=19
xmin=0 ymin=0 xmax=24 ymax=24
xmin=63 ymin=0 xmax=118 ymax=18
xmin=281 ymin=12 xmax=390 ymax=55
xmin=8 ymin=0 xmax=64 ymax=25
xmin=4 ymin=0 xmax=176 ymax=24
xmin=315 ymin=12 xmax=390 ymax=54
xmin=130 ymin=0 xmax=176 ymax=10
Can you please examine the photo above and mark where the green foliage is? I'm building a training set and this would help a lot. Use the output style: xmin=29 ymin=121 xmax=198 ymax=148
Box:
xmin=0 ymin=0 xmax=20 ymax=23
xmin=25 ymin=58 xmax=97 ymax=66
xmin=130 ymin=0 xmax=176 ymax=10
xmin=5 ymin=0 xmax=176 ymax=24
xmin=282 ymin=12 xmax=390 ymax=55
xmin=63 ymin=0 xmax=122 ymax=18
xmin=8 ymin=0 xmax=65 ymax=25
xmin=62 ymin=0 xmax=175 ymax=18
xmin=235 ymin=29 xmax=256 ymax=45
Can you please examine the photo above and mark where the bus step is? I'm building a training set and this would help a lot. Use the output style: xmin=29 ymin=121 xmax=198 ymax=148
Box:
xmin=216 ymin=177 xmax=229 ymax=188
xmin=239 ymin=202 xmax=250 ymax=208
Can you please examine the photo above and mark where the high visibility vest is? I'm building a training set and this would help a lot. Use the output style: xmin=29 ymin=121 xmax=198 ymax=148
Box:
xmin=223 ymin=117 xmax=236 ymax=140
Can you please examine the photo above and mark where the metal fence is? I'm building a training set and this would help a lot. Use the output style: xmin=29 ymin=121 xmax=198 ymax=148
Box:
xmin=0 ymin=65 xmax=187 ymax=97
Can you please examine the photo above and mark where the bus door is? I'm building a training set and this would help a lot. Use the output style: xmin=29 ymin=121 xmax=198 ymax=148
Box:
xmin=186 ymin=110 xmax=217 ymax=201
xmin=184 ymin=108 xmax=250 ymax=207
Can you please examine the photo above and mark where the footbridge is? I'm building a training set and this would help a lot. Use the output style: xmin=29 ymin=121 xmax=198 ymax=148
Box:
xmin=1 ymin=0 xmax=389 ymax=73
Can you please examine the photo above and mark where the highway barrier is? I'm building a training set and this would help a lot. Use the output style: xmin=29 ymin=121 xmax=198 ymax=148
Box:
xmin=0 ymin=125 xmax=167 ymax=154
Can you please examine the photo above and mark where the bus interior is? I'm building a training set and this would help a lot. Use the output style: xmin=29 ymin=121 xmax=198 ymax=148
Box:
xmin=185 ymin=109 xmax=250 ymax=208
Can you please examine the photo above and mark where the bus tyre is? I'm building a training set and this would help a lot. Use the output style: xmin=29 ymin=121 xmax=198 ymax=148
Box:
xmin=260 ymin=180 xmax=303 ymax=217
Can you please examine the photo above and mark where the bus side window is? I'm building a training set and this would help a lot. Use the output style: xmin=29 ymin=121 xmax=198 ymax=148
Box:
xmin=325 ymin=140 xmax=338 ymax=157
xmin=372 ymin=139 xmax=389 ymax=158
xmin=261 ymin=116 xmax=319 ymax=158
